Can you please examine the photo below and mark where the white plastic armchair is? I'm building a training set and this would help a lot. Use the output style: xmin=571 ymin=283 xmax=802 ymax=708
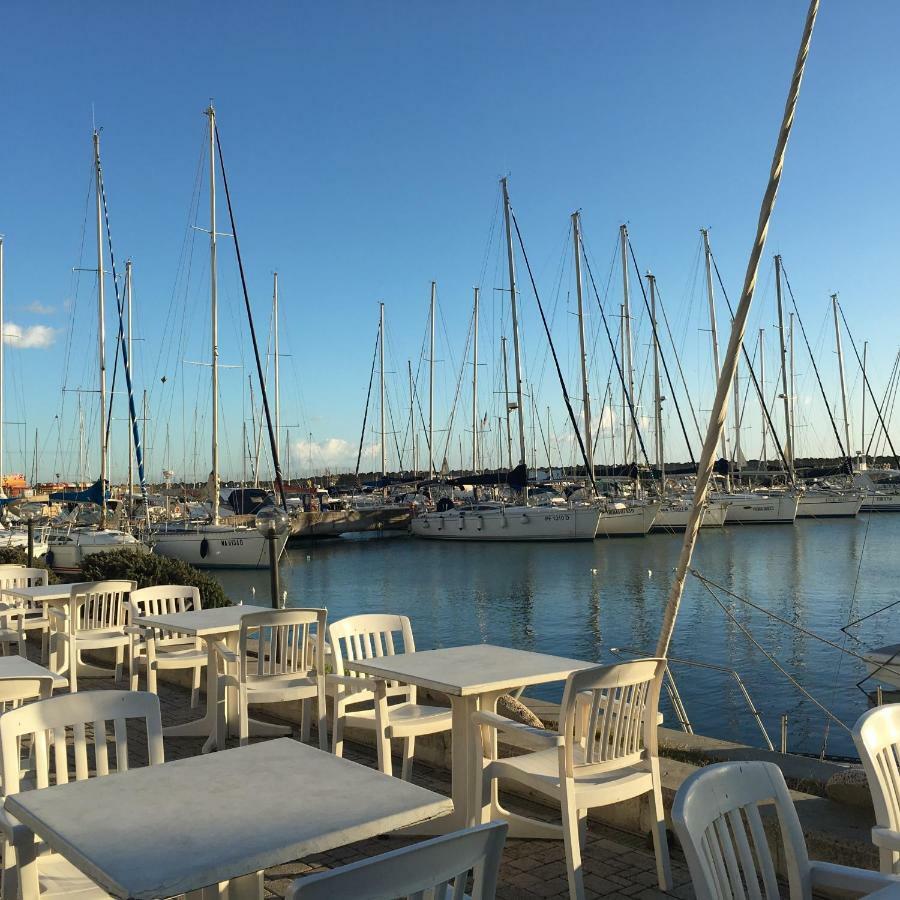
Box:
xmin=128 ymin=584 xmax=206 ymax=707
xmin=47 ymin=580 xmax=135 ymax=692
xmin=853 ymin=704 xmax=900 ymax=875
xmin=286 ymin=821 xmax=508 ymax=900
xmin=216 ymin=608 xmax=328 ymax=750
xmin=0 ymin=566 xmax=49 ymax=660
xmin=475 ymin=657 xmax=671 ymax=899
xmin=0 ymin=690 xmax=164 ymax=900
xmin=672 ymin=760 xmax=900 ymax=900
xmin=327 ymin=613 xmax=453 ymax=781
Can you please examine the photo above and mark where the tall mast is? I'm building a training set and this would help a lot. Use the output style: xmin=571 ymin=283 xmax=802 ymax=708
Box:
xmin=702 ymin=228 xmax=729 ymax=466
xmin=501 ymin=177 xmax=527 ymax=470
xmin=501 ymin=336 xmax=512 ymax=468
xmin=649 ymin=272 xmax=664 ymax=492
xmin=408 ymin=360 xmax=416 ymax=474
xmin=205 ymin=105 xmax=219 ymax=526
xmin=733 ymin=359 xmax=742 ymax=474
xmin=620 ymin=225 xmax=635 ymax=463
xmin=774 ymin=255 xmax=794 ymax=477
xmin=759 ymin=328 xmax=767 ymax=468
xmin=428 ymin=282 xmax=435 ymax=479
xmin=273 ymin=272 xmax=280 ymax=468
xmin=789 ymin=312 xmax=796 ymax=459
xmin=93 ymin=130 xmax=108 ymax=529
xmin=833 ymin=292 xmax=852 ymax=463
xmin=620 ymin=303 xmax=627 ymax=464
xmin=379 ymin=301 xmax=386 ymax=490
xmin=471 ymin=287 xmax=479 ymax=473
xmin=861 ymin=340 xmax=868 ymax=464
xmin=572 ymin=212 xmax=593 ymax=484
xmin=0 ymin=237 xmax=4 ymax=497
xmin=125 ymin=259 xmax=134 ymax=509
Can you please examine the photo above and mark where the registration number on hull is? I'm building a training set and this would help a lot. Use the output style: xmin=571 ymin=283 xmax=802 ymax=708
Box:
xmin=220 ymin=539 xmax=245 ymax=547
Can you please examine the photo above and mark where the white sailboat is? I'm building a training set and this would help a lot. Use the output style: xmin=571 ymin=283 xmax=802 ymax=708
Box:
xmin=151 ymin=106 xmax=287 ymax=570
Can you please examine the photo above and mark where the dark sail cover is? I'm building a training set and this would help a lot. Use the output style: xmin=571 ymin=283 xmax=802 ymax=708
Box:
xmin=446 ymin=464 xmax=528 ymax=490
xmin=49 ymin=479 xmax=108 ymax=505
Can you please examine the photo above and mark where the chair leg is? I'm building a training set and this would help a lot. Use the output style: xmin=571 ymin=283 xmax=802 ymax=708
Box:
xmin=578 ymin=808 xmax=588 ymax=846
xmin=191 ymin=666 xmax=201 ymax=709
xmin=375 ymin=727 xmax=392 ymax=778
xmin=879 ymin=847 xmax=899 ymax=876
xmin=561 ymin=785 xmax=585 ymax=900
xmin=68 ymin=638 xmax=78 ymax=693
xmin=317 ymin=697 xmax=328 ymax=753
xmin=40 ymin=629 xmax=49 ymax=665
xmin=332 ymin=705 xmax=344 ymax=758
xmin=300 ymin=699 xmax=311 ymax=743
xmin=129 ymin=651 xmax=140 ymax=693
xmin=401 ymin=735 xmax=415 ymax=782
xmin=114 ymin=646 xmax=124 ymax=682
xmin=649 ymin=768 xmax=672 ymax=891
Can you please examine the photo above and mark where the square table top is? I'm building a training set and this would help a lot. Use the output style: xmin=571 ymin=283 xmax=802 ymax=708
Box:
xmin=5 ymin=738 xmax=452 ymax=899
xmin=1 ymin=584 xmax=71 ymax=603
xmin=0 ymin=655 xmax=67 ymax=688
xmin=350 ymin=644 xmax=595 ymax=696
xmin=135 ymin=603 xmax=276 ymax=637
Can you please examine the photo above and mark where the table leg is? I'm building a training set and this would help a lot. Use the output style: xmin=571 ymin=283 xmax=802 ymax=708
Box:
xmin=162 ymin=634 xmax=220 ymax=749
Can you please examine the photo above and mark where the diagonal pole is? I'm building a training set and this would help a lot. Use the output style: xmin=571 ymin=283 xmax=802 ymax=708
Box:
xmin=656 ymin=0 xmax=820 ymax=658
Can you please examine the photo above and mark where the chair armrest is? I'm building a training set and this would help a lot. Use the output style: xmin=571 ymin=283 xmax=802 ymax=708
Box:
xmin=471 ymin=710 xmax=560 ymax=751
xmin=46 ymin=606 xmax=67 ymax=622
xmin=873 ymin=826 xmax=900 ymax=851
xmin=124 ymin=624 xmax=145 ymax=636
xmin=0 ymin=808 xmax=31 ymax=847
xmin=213 ymin=640 xmax=238 ymax=664
xmin=809 ymin=860 xmax=900 ymax=895
xmin=326 ymin=673 xmax=379 ymax=693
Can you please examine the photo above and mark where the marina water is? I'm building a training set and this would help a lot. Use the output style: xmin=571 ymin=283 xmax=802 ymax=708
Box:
xmin=216 ymin=515 xmax=899 ymax=758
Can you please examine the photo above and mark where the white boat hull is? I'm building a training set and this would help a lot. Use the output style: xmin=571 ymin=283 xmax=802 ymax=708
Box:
xmin=151 ymin=525 xmax=288 ymax=569
xmin=651 ymin=501 xmax=729 ymax=531
xmin=47 ymin=529 xmax=144 ymax=574
xmin=796 ymin=493 xmax=863 ymax=518
xmin=865 ymin=644 xmax=900 ymax=689
xmin=717 ymin=494 xmax=798 ymax=524
xmin=410 ymin=505 xmax=600 ymax=541
xmin=859 ymin=492 xmax=900 ymax=512
xmin=595 ymin=503 xmax=660 ymax=537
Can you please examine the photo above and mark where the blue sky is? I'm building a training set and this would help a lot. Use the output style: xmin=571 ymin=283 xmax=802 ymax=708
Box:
xmin=1 ymin=2 xmax=898 ymax=482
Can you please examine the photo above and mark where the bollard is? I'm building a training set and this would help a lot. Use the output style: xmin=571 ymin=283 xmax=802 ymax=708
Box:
xmin=27 ymin=519 xmax=34 ymax=568
xmin=780 ymin=714 xmax=788 ymax=754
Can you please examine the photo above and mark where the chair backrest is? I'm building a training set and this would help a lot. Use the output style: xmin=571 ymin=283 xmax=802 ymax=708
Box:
xmin=286 ymin=821 xmax=508 ymax=900
xmin=0 ymin=675 xmax=54 ymax=713
xmin=66 ymin=580 xmax=135 ymax=634
xmin=239 ymin=608 xmax=326 ymax=681
xmin=559 ymin=657 xmax=665 ymax=776
xmin=0 ymin=566 xmax=47 ymax=611
xmin=129 ymin=584 xmax=201 ymax=646
xmin=853 ymin=704 xmax=900 ymax=835
xmin=328 ymin=614 xmax=416 ymax=697
xmin=0 ymin=689 xmax=164 ymax=795
xmin=672 ymin=760 xmax=811 ymax=900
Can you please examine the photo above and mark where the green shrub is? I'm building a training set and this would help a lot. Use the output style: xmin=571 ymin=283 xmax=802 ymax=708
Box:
xmin=80 ymin=549 xmax=231 ymax=608
xmin=0 ymin=547 xmax=60 ymax=583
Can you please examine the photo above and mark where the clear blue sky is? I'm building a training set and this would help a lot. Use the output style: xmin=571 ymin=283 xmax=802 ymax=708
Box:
xmin=2 ymin=2 xmax=898 ymax=482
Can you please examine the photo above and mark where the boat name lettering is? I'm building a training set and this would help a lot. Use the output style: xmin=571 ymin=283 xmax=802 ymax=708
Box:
xmin=544 ymin=514 xmax=571 ymax=521
xmin=220 ymin=539 xmax=245 ymax=546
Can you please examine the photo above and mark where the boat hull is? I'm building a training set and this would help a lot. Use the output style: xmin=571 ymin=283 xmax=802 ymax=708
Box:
xmin=651 ymin=501 xmax=728 ymax=531
xmin=47 ymin=529 xmax=144 ymax=574
xmin=865 ymin=644 xmax=900 ymax=689
xmin=288 ymin=506 xmax=413 ymax=540
xmin=595 ymin=503 xmax=659 ymax=537
xmin=718 ymin=494 xmax=798 ymax=524
xmin=151 ymin=526 xmax=288 ymax=569
xmin=859 ymin=493 xmax=900 ymax=512
xmin=410 ymin=505 xmax=600 ymax=541
xmin=796 ymin=493 xmax=863 ymax=518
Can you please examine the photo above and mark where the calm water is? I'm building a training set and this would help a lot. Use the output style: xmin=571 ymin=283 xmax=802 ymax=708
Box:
xmin=217 ymin=515 xmax=900 ymax=758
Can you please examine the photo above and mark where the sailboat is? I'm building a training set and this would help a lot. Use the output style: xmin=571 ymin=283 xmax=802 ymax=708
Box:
xmin=46 ymin=130 xmax=142 ymax=574
xmin=151 ymin=106 xmax=288 ymax=570
xmin=411 ymin=180 xmax=601 ymax=541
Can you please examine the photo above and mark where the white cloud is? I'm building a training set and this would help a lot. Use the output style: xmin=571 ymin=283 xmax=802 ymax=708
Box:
xmin=292 ymin=436 xmax=380 ymax=471
xmin=4 ymin=323 xmax=59 ymax=349
xmin=24 ymin=301 xmax=55 ymax=315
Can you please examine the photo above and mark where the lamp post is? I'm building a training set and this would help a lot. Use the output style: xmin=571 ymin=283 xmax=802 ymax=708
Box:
xmin=19 ymin=509 xmax=36 ymax=567
xmin=255 ymin=506 xmax=290 ymax=609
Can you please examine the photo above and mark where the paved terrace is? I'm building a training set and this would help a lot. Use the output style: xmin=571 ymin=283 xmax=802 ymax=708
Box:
xmin=31 ymin=648 xmax=695 ymax=900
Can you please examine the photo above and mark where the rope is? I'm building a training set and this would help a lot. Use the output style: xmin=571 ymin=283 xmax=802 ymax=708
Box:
xmin=656 ymin=0 xmax=820 ymax=658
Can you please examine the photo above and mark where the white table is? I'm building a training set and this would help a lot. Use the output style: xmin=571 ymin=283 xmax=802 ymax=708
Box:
xmin=0 ymin=654 xmax=68 ymax=690
xmin=351 ymin=643 xmax=594 ymax=837
xmin=0 ymin=584 xmax=71 ymax=607
xmin=134 ymin=604 xmax=286 ymax=750
xmin=5 ymin=738 xmax=452 ymax=899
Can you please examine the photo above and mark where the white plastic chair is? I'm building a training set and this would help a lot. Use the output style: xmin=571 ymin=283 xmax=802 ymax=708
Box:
xmin=853 ymin=704 xmax=900 ymax=875
xmin=474 ymin=658 xmax=671 ymax=899
xmin=286 ymin=821 xmax=508 ymax=900
xmin=328 ymin=613 xmax=453 ymax=780
xmin=672 ymin=759 xmax=900 ymax=900
xmin=127 ymin=584 xmax=206 ymax=707
xmin=0 ymin=566 xmax=49 ymax=660
xmin=216 ymin=608 xmax=328 ymax=750
xmin=47 ymin=580 xmax=135 ymax=693
xmin=0 ymin=690 xmax=164 ymax=900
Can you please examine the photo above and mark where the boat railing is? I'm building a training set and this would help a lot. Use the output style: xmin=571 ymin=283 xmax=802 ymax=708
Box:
xmin=609 ymin=646 xmax=775 ymax=751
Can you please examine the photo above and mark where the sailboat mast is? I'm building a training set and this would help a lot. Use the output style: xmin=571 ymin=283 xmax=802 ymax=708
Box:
xmin=862 ymin=340 xmax=868 ymax=464
xmin=429 ymin=282 xmax=435 ymax=479
xmin=702 ymin=228 xmax=729 ymax=468
xmin=273 ymin=272 xmax=280 ymax=468
xmin=0 ymin=237 xmax=4 ymax=497
xmin=759 ymin=329 xmax=767 ymax=467
xmin=472 ymin=287 xmax=479 ymax=473
xmin=206 ymin=105 xmax=220 ymax=526
xmin=572 ymin=212 xmax=593 ymax=485
xmin=833 ymin=293 xmax=853 ymax=463
xmin=789 ymin=312 xmax=796 ymax=459
xmin=408 ymin=360 xmax=416 ymax=475
xmin=125 ymin=260 xmax=134 ymax=509
xmin=649 ymin=272 xmax=664 ymax=491
xmin=620 ymin=225 xmax=635 ymax=463
xmin=379 ymin=301 xmax=386 ymax=491
xmin=774 ymin=255 xmax=794 ymax=477
xmin=93 ymin=130 xmax=108 ymax=529
xmin=501 ymin=336 xmax=512 ymax=468
xmin=501 ymin=177 xmax=527 ymax=470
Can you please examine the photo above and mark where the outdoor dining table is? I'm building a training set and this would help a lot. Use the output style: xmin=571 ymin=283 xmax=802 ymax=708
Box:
xmin=0 ymin=654 xmax=68 ymax=690
xmin=134 ymin=603 xmax=286 ymax=751
xmin=350 ymin=643 xmax=595 ymax=837
xmin=5 ymin=737 xmax=453 ymax=899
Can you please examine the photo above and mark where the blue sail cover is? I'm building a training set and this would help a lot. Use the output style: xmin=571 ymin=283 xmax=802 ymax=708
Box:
xmin=49 ymin=479 xmax=109 ymax=505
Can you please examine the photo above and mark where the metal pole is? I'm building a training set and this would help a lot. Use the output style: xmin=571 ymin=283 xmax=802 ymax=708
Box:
xmin=472 ymin=287 xmax=479 ymax=473
xmin=759 ymin=329 xmax=767 ymax=468
xmin=650 ymin=273 xmax=664 ymax=490
xmin=0 ymin=236 xmax=4 ymax=499
xmin=268 ymin=535 xmax=279 ymax=609
xmin=126 ymin=260 xmax=134 ymax=512
xmin=620 ymin=303 xmax=627 ymax=465
xmin=501 ymin=178 xmax=528 ymax=471
xmin=27 ymin=520 xmax=34 ymax=567
xmin=380 ymin=301 xmax=386 ymax=493
xmin=206 ymin=105 xmax=220 ymax=526
xmin=408 ymin=360 xmax=415 ymax=475
xmin=429 ymin=282 xmax=435 ymax=480
xmin=93 ymin=131 xmax=108 ymax=530
xmin=774 ymin=255 xmax=794 ymax=477
xmin=833 ymin=293 xmax=853 ymax=462
xmin=572 ymin=212 xmax=593 ymax=485
xmin=656 ymin=0 xmax=820 ymax=658
xmin=273 ymin=272 xmax=280 ymax=472
xmin=501 ymin=336 xmax=512 ymax=468
xmin=620 ymin=225 xmax=635 ymax=463
xmin=862 ymin=340 xmax=868 ymax=463
xmin=702 ymin=228 xmax=730 ymax=468
xmin=789 ymin=312 xmax=797 ymax=459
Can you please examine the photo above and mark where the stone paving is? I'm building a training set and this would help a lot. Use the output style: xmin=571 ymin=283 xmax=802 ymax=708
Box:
xmin=32 ymin=649 xmax=697 ymax=899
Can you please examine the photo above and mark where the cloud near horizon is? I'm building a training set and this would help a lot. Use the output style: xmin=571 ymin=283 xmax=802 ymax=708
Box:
xmin=24 ymin=301 xmax=55 ymax=315
xmin=4 ymin=322 xmax=59 ymax=349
